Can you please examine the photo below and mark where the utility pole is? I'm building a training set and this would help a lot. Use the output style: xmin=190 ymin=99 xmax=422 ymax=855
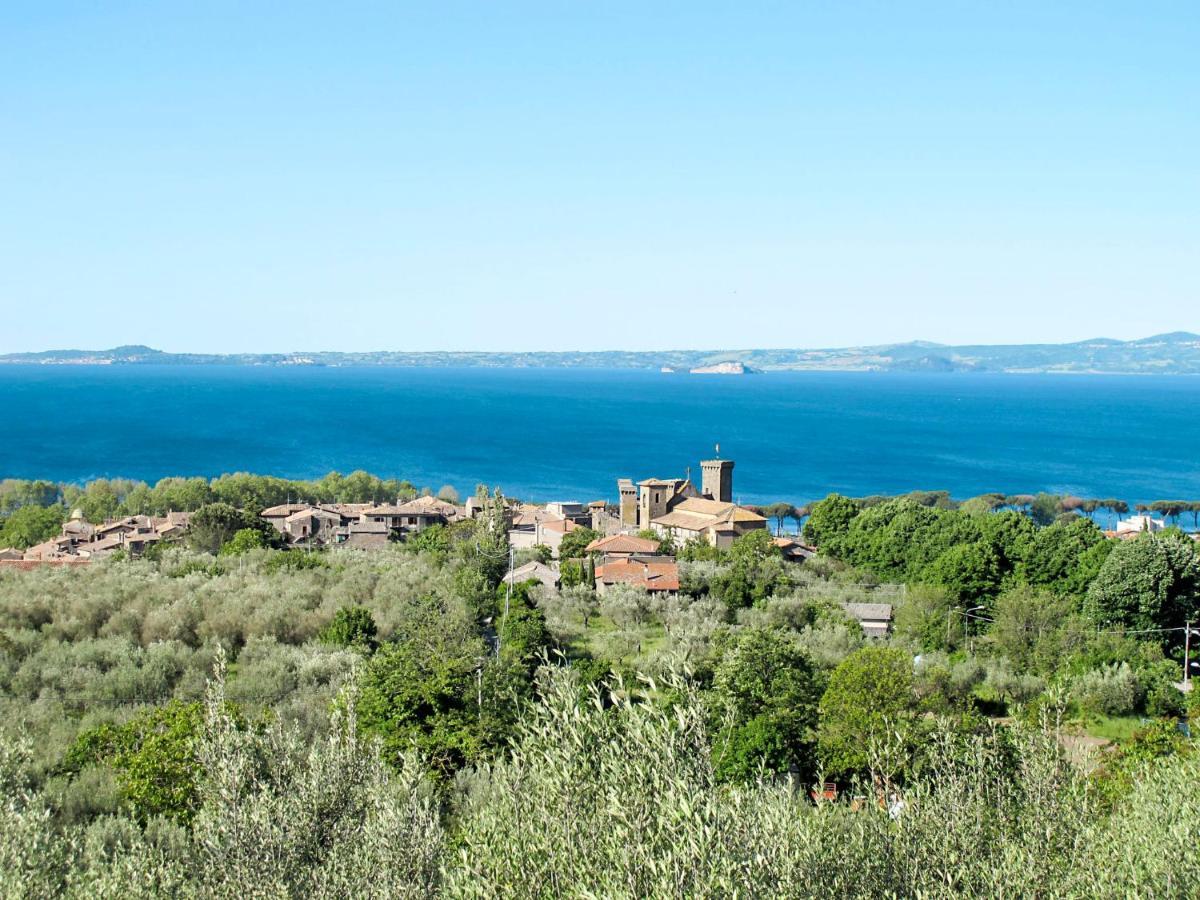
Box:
xmin=1185 ymin=620 xmax=1195 ymax=689
xmin=503 ymin=544 xmax=514 ymax=625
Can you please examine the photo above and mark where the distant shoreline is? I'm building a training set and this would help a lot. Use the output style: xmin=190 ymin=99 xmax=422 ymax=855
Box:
xmin=1 ymin=362 xmax=1194 ymax=377
xmin=3 ymin=331 xmax=1200 ymax=375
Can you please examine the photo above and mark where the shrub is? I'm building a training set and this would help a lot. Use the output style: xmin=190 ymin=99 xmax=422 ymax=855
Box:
xmin=1072 ymin=663 xmax=1140 ymax=717
xmin=319 ymin=605 xmax=378 ymax=651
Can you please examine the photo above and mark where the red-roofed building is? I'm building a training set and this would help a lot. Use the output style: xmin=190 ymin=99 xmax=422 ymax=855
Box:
xmin=594 ymin=556 xmax=680 ymax=594
xmin=584 ymin=534 xmax=661 ymax=557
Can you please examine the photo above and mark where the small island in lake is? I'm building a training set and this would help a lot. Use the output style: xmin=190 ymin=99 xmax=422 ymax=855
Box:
xmin=689 ymin=361 xmax=759 ymax=375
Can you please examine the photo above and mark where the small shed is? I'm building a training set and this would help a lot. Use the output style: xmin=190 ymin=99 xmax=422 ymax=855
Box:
xmin=842 ymin=602 xmax=894 ymax=638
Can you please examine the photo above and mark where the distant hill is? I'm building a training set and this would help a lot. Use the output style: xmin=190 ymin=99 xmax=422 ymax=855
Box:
xmin=3 ymin=332 xmax=1200 ymax=374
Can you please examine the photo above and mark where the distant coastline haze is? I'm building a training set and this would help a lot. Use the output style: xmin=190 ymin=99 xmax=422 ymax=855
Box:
xmin=4 ymin=332 xmax=1200 ymax=375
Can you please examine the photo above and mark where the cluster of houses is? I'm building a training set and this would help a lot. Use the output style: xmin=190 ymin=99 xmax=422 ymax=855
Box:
xmin=0 ymin=493 xmax=471 ymax=563
xmin=260 ymin=494 xmax=469 ymax=549
xmin=3 ymin=510 xmax=192 ymax=563
xmin=498 ymin=453 xmax=888 ymax=631
xmin=0 ymin=450 xmax=890 ymax=637
xmin=505 ymin=454 xmax=770 ymax=594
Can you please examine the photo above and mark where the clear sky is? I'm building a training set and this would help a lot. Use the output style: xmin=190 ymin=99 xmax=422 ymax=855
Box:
xmin=2 ymin=2 xmax=1196 ymax=353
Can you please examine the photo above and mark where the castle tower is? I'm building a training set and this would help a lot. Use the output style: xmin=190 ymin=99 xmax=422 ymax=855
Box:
xmin=700 ymin=455 xmax=734 ymax=503
xmin=618 ymin=479 xmax=638 ymax=527
xmin=638 ymin=479 xmax=673 ymax=527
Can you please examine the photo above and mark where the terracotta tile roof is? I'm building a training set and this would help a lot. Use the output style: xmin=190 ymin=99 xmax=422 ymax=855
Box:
xmin=774 ymin=537 xmax=817 ymax=559
xmin=410 ymin=496 xmax=461 ymax=516
xmin=595 ymin=558 xmax=679 ymax=592
xmin=285 ymin=507 xmax=343 ymax=524
xmin=348 ymin=520 xmax=391 ymax=534
xmin=503 ymin=561 xmax=561 ymax=588
xmin=341 ymin=532 xmax=390 ymax=549
xmin=671 ymin=497 xmax=735 ymax=516
xmin=24 ymin=539 xmax=69 ymax=559
xmin=585 ymin=534 xmax=660 ymax=554
xmin=844 ymin=602 xmax=893 ymax=621
xmin=539 ymin=518 xmax=580 ymax=534
xmin=360 ymin=504 xmax=418 ymax=516
xmin=262 ymin=503 xmax=311 ymax=517
xmin=650 ymin=510 xmax=717 ymax=532
xmin=727 ymin=507 xmax=767 ymax=523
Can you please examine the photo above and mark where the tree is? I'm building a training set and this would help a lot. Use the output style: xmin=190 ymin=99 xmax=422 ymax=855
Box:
xmin=0 ymin=503 xmax=64 ymax=549
xmin=189 ymin=503 xmax=271 ymax=555
xmin=1029 ymin=493 xmax=1063 ymax=527
xmin=710 ymin=530 xmax=790 ymax=611
xmin=818 ymin=646 xmax=917 ymax=778
xmin=892 ymin=584 xmax=955 ymax=652
xmin=560 ymin=557 xmax=591 ymax=589
xmin=437 ymin=485 xmax=461 ymax=504
xmin=461 ymin=487 xmax=511 ymax=588
xmin=357 ymin=607 xmax=488 ymax=776
xmin=516 ymin=544 xmax=553 ymax=566
xmin=320 ymin=605 xmax=379 ymax=651
xmin=635 ymin=529 xmax=664 ymax=550
xmin=959 ymin=493 xmax=1007 ymax=517
xmin=728 ymin=528 xmax=780 ymax=564
xmin=599 ymin=584 xmax=652 ymax=632
xmin=408 ymin=523 xmax=451 ymax=555
xmin=988 ymin=584 xmax=1077 ymax=674
xmin=62 ymin=700 xmax=208 ymax=824
xmin=150 ymin=476 xmax=215 ymax=513
xmin=903 ymin=490 xmax=955 ymax=510
xmin=1084 ymin=533 xmax=1200 ymax=638
xmin=1148 ymin=500 xmax=1187 ymax=528
xmin=558 ymin=526 xmax=599 ymax=560
xmin=923 ymin=541 xmax=1001 ymax=605
xmin=496 ymin=582 xmax=551 ymax=670
xmin=219 ymin=527 xmax=268 ymax=555
xmin=763 ymin=502 xmax=797 ymax=535
xmin=678 ymin=536 xmax=723 ymax=562
xmin=1020 ymin=517 xmax=1108 ymax=595
xmin=977 ymin=509 xmax=1036 ymax=573
xmin=1187 ymin=501 xmax=1200 ymax=532
xmin=710 ymin=629 xmax=821 ymax=784
xmin=824 ymin=498 xmax=982 ymax=583
xmin=802 ymin=494 xmax=858 ymax=547
xmin=0 ymin=478 xmax=60 ymax=515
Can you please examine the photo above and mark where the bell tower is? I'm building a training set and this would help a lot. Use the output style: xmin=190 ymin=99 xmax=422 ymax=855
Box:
xmin=700 ymin=446 xmax=734 ymax=503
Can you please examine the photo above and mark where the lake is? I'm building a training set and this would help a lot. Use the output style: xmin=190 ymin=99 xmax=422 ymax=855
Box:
xmin=2 ymin=365 xmax=1198 ymax=508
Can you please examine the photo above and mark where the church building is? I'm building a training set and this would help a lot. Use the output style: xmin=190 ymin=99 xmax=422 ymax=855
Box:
xmin=616 ymin=450 xmax=766 ymax=549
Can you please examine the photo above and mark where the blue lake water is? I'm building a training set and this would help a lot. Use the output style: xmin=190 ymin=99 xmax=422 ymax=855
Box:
xmin=1 ymin=365 xmax=1198 ymax=508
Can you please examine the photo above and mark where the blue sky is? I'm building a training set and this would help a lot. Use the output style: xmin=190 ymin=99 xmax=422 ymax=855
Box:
xmin=2 ymin=2 xmax=1196 ymax=353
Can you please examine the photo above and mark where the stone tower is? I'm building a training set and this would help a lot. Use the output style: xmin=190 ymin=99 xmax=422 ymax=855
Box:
xmin=700 ymin=455 xmax=734 ymax=503
xmin=638 ymin=480 xmax=673 ymax=527
xmin=618 ymin=479 xmax=638 ymax=527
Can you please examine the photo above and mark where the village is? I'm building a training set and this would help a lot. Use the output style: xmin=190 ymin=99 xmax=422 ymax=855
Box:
xmin=1 ymin=452 xmax=1185 ymax=644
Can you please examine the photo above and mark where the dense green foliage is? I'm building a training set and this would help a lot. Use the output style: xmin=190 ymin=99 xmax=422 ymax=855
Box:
xmin=2 ymin=665 xmax=1197 ymax=897
xmin=318 ymin=605 xmax=378 ymax=651
xmin=1084 ymin=531 xmax=1200 ymax=633
xmin=709 ymin=628 xmax=821 ymax=783
xmin=818 ymin=647 xmax=917 ymax=777
xmin=1 ymin=479 xmax=1197 ymax=896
